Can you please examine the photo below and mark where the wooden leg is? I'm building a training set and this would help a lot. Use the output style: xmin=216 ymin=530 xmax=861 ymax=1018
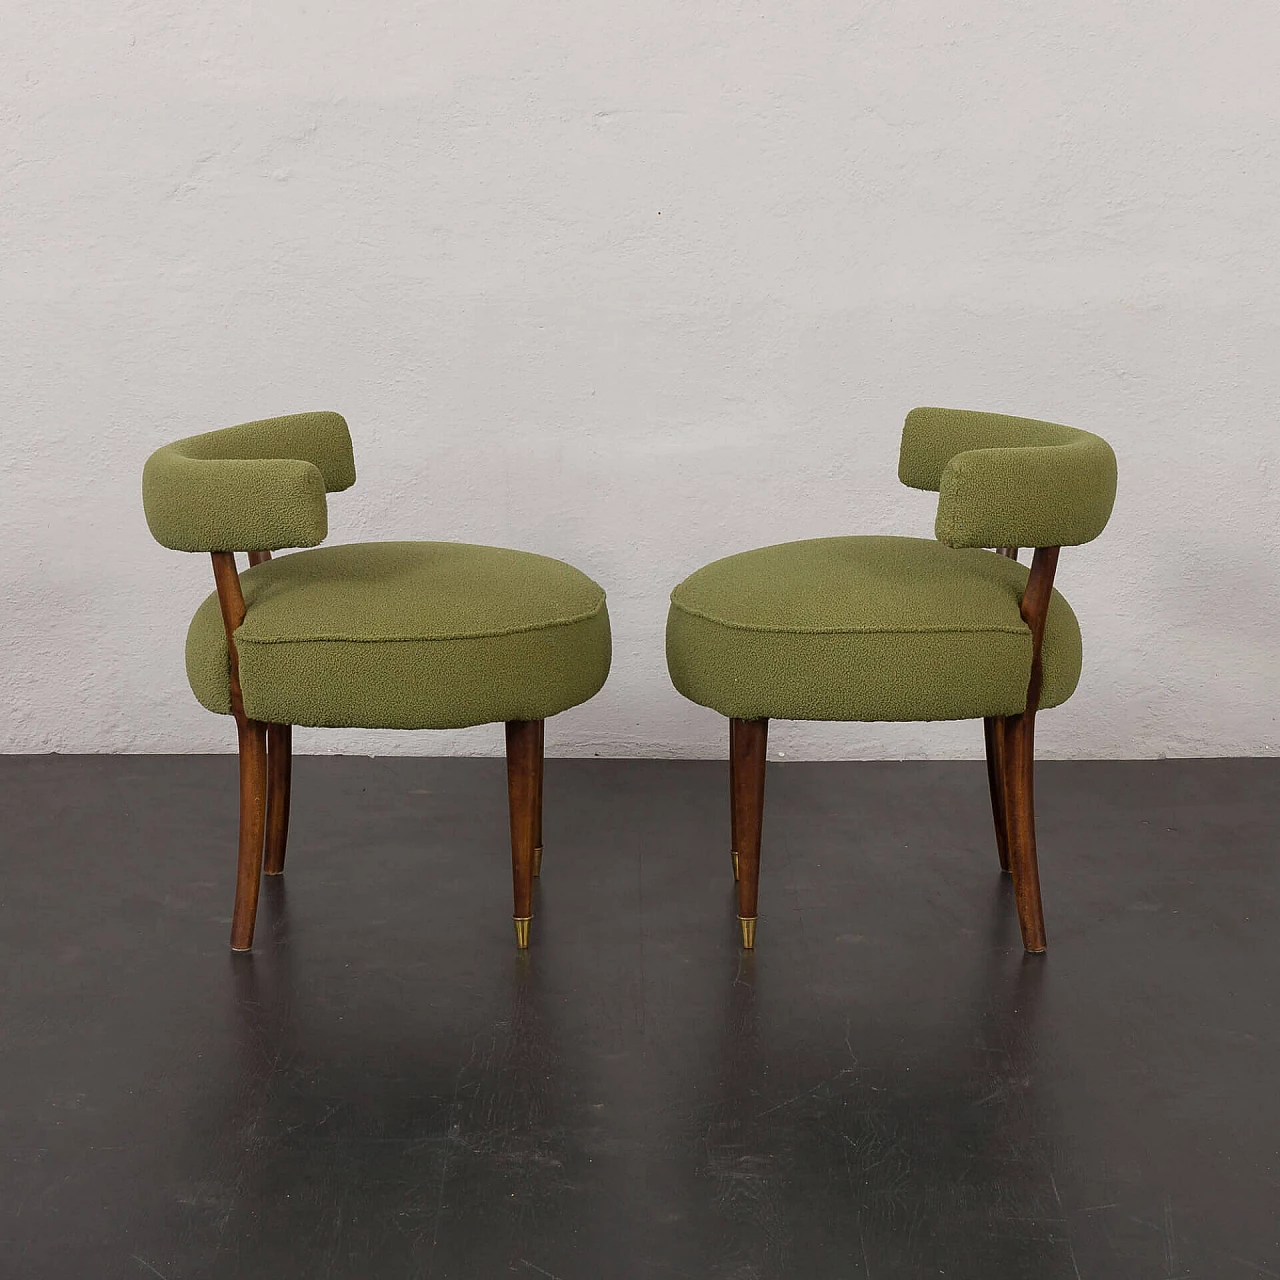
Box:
xmin=230 ymin=718 xmax=268 ymax=951
xmin=983 ymin=716 xmax=1012 ymax=874
xmin=1003 ymin=711 xmax=1047 ymax=953
xmin=532 ymin=719 xmax=544 ymax=878
xmin=506 ymin=719 xmax=543 ymax=948
xmin=729 ymin=718 xmax=741 ymax=881
xmin=730 ymin=717 xmax=768 ymax=949
xmin=263 ymin=723 xmax=293 ymax=876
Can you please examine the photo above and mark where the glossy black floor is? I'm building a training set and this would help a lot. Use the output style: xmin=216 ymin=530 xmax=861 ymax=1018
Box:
xmin=1 ymin=755 xmax=1277 ymax=1279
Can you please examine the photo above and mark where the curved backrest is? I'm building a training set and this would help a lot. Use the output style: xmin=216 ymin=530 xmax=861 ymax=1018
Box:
xmin=898 ymin=407 xmax=1116 ymax=549
xmin=142 ymin=411 xmax=356 ymax=552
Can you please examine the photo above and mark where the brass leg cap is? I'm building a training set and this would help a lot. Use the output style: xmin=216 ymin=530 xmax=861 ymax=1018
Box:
xmin=738 ymin=916 xmax=756 ymax=949
xmin=513 ymin=916 xmax=532 ymax=949
xmin=731 ymin=850 xmax=739 ymax=881
xmin=533 ymin=846 xmax=543 ymax=878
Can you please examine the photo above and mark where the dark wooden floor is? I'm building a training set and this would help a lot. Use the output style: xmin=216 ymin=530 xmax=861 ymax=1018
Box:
xmin=0 ymin=755 xmax=1276 ymax=1279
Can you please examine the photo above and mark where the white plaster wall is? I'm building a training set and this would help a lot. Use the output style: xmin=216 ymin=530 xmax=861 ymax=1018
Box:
xmin=2 ymin=1 xmax=1277 ymax=759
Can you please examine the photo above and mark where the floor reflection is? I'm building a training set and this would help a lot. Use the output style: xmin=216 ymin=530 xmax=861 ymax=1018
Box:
xmin=672 ymin=876 xmax=1064 ymax=1278
xmin=178 ymin=881 xmax=583 ymax=1276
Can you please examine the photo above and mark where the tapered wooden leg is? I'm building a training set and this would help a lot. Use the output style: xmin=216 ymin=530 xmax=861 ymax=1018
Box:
xmin=230 ymin=718 xmax=268 ymax=951
xmin=532 ymin=719 xmax=544 ymax=878
xmin=506 ymin=719 xmax=543 ymax=948
xmin=263 ymin=723 xmax=293 ymax=875
xmin=729 ymin=718 xmax=741 ymax=881
xmin=1003 ymin=711 xmax=1047 ymax=953
xmin=983 ymin=716 xmax=1012 ymax=873
xmin=730 ymin=717 xmax=768 ymax=948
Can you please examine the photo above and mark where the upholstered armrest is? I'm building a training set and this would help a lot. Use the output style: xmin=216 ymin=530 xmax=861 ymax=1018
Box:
xmin=143 ymin=449 xmax=331 ymax=551
xmin=935 ymin=436 xmax=1116 ymax=548
xmin=899 ymin=407 xmax=1116 ymax=549
xmin=142 ymin=411 xmax=355 ymax=553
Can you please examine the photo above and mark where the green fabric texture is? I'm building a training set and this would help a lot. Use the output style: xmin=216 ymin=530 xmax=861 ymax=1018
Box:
xmin=143 ymin=412 xmax=356 ymax=552
xmin=666 ymin=536 xmax=1080 ymax=722
xmin=898 ymin=407 xmax=1117 ymax=549
xmin=186 ymin=542 xmax=611 ymax=729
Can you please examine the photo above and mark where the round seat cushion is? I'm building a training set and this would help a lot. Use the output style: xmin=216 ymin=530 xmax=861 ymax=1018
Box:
xmin=187 ymin=542 xmax=611 ymax=729
xmin=666 ymin=536 xmax=1081 ymax=722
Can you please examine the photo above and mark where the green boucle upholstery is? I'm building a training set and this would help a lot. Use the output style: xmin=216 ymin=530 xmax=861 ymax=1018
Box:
xmin=143 ymin=412 xmax=356 ymax=553
xmin=899 ymin=407 xmax=1117 ymax=549
xmin=666 ymin=537 xmax=1080 ymax=722
xmin=186 ymin=542 xmax=611 ymax=729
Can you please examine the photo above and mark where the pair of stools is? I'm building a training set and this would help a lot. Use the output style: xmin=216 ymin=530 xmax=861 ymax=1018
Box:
xmin=142 ymin=408 xmax=1116 ymax=955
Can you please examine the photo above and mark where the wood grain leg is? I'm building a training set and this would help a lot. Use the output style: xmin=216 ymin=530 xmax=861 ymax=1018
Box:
xmin=729 ymin=718 xmax=741 ymax=881
xmin=983 ymin=716 xmax=1012 ymax=874
xmin=230 ymin=718 xmax=268 ymax=951
xmin=1003 ymin=711 xmax=1047 ymax=953
xmin=532 ymin=719 xmax=544 ymax=878
xmin=263 ymin=723 xmax=293 ymax=876
xmin=506 ymin=719 xmax=542 ymax=948
xmin=730 ymin=717 xmax=768 ymax=948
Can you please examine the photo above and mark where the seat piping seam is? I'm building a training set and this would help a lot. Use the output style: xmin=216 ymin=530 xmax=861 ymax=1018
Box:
xmin=668 ymin=599 xmax=1032 ymax=637
xmin=234 ymin=597 xmax=606 ymax=645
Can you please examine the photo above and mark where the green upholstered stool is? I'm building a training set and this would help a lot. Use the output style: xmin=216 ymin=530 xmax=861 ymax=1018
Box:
xmin=144 ymin=412 xmax=611 ymax=952
xmin=666 ymin=407 xmax=1117 ymax=954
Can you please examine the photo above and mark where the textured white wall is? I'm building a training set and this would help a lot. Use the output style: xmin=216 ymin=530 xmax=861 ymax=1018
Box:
xmin=2 ymin=1 xmax=1277 ymax=759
